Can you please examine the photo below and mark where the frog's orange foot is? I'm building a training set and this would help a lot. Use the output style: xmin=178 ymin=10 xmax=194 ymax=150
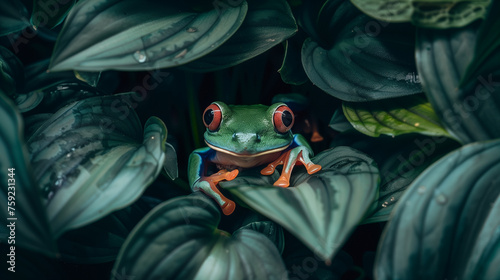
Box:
xmin=201 ymin=169 xmax=239 ymax=215
xmin=304 ymin=162 xmax=322 ymax=174
xmin=273 ymin=175 xmax=290 ymax=188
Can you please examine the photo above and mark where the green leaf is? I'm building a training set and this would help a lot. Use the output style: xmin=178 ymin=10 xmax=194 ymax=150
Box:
xmin=416 ymin=20 xmax=500 ymax=143
xmin=342 ymin=94 xmax=451 ymax=138
xmin=31 ymin=0 xmax=76 ymax=29
xmin=223 ymin=146 xmax=380 ymax=261
xmin=278 ymin=31 xmax=309 ymax=85
xmin=0 ymin=0 xmax=30 ymax=36
xmin=112 ymin=193 xmax=287 ymax=280
xmin=354 ymin=134 xmax=460 ymax=224
xmin=461 ymin=0 xmax=500 ymax=85
xmin=0 ymin=91 xmax=56 ymax=256
xmin=301 ymin=0 xmax=421 ymax=101
xmin=17 ymin=82 xmax=105 ymax=115
xmin=375 ymin=139 xmax=500 ymax=280
xmin=182 ymin=0 xmax=297 ymax=72
xmin=329 ymin=108 xmax=354 ymax=133
xmin=22 ymin=59 xmax=80 ymax=94
xmin=26 ymin=93 xmax=172 ymax=237
xmin=350 ymin=0 xmax=490 ymax=29
xmin=0 ymin=46 xmax=24 ymax=97
xmin=57 ymin=196 xmax=156 ymax=263
xmin=49 ymin=0 xmax=248 ymax=71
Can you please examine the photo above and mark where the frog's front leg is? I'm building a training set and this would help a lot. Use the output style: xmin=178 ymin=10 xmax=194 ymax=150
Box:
xmin=261 ymin=135 xmax=321 ymax=187
xmin=189 ymin=148 xmax=239 ymax=215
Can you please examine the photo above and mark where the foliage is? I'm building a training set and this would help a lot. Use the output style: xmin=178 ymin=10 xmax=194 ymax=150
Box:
xmin=0 ymin=0 xmax=499 ymax=279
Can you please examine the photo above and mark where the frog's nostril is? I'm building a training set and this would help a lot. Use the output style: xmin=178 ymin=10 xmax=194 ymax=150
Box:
xmin=232 ymin=133 xmax=237 ymax=141
xmin=256 ymin=134 xmax=261 ymax=143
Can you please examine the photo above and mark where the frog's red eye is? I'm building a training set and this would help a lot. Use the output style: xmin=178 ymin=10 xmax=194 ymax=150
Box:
xmin=203 ymin=103 xmax=222 ymax=132
xmin=273 ymin=105 xmax=294 ymax=134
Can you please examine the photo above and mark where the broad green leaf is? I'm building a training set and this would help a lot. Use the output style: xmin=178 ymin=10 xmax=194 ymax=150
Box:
xmin=49 ymin=0 xmax=248 ymax=71
xmin=26 ymin=93 xmax=172 ymax=237
xmin=0 ymin=46 xmax=24 ymax=97
xmin=375 ymin=139 xmax=500 ymax=280
xmin=20 ymin=59 xmax=81 ymax=95
xmin=353 ymin=134 xmax=460 ymax=224
xmin=461 ymin=0 xmax=500 ymax=85
xmin=416 ymin=20 xmax=500 ymax=143
xmin=112 ymin=193 xmax=287 ymax=280
xmin=182 ymin=0 xmax=297 ymax=72
xmin=57 ymin=196 xmax=157 ymax=263
xmin=278 ymin=31 xmax=309 ymax=85
xmin=31 ymin=0 xmax=76 ymax=29
xmin=17 ymin=82 xmax=105 ymax=115
xmin=0 ymin=91 xmax=56 ymax=256
xmin=223 ymin=146 xmax=380 ymax=261
xmin=342 ymin=94 xmax=451 ymax=138
xmin=329 ymin=108 xmax=354 ymax=133
xmin=302 ymin=0 xmax=421 ymax=101
xmin=0 ymin=0 xmax=30 ymax=36
xmin=350 ymin=0 xmax=490 ymax=29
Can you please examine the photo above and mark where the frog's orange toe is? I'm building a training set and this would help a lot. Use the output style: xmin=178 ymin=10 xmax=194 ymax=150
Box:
xmin=221 ymin=200 xmax=236 ymax=215
xmin=260 ymin=166 xmax=274 ymax=175
xmin=306 ymin=163 xmax=322 ymax=174
xmin=225 ymin=169 xmax=239 ymax=181
xmin=273 ymin=176 xmax=290 ymax=188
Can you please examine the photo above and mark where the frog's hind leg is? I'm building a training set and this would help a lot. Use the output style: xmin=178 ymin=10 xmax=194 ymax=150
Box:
xmin=192 ymin=169 xmax=239 ymax=215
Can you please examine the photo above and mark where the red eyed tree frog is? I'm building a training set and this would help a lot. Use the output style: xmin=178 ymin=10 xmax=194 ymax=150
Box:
xmin=188 ymin=102 xmax=322 ymax=215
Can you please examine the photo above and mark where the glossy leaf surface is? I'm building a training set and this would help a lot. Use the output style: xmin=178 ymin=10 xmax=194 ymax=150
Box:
xmin=27 ymin=93 xmax=171 ymax=236
xmin=112 ymin=193 xmax=286 ymax=280
xmin=223 ymin=146 xmax=380 ymax=261
xmin=0 ymin=46 xmax=24 ymax=97
xmin=183 ymin=0 xmax=296 ymax=72
xmin=343 ymin=94 xmax=450 ymax=137
xmin=0 ymin=91 xmax=56 ymax=256
xmin=0 ymin=0 xmax=30 ymax=36
xmin=50 ymin=0 xmax=248 ymax=71
xmin=350 ymin=0 xmax=490 ymax=29
xmin=375 ymin=139 xmax=500 ymax=279
xmin=416 ymin=17 xmax=500 ymax=143
xmin=31 ymin=0 xmax=76 ymax=29
xmin=301 ymin=0 xmax=421 ymax=101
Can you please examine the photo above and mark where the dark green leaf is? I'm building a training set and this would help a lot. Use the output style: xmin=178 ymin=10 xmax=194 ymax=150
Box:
xmin=0 ymin=91 xmax=56 ymax=256
xmin=0 ymin=0 xmax=30 ymax=36
xmin=17 ymin=82 xmax=105 ymax=115
xmin=375 ymin=139 xmax=500 ymax=280
xmin=112 ymin=193 xmax=287 ymax=280
xmin=223 ymin=146 xmax=380 ymax=261
xmin=49 ymin=0 xmax=248 ymax=71
xmin=27 ymin=93 xmax=171 ymax=237
xmin=416 ymin=22 xmax=500 ymax=143
xmin=278 ymin=31 xmax=309 ymax=85
xmin=31 ymin=0 xmax=76 ymax=29
xmin=302 ymin=0 xmax=421 ymax=101
xmin=329 ymin=108 xmax=354 ymax=133
xmin=358 ymin=134 xmax=459 ymax=224
xmin=350 ymin=0 xmax=490 ymax=29
xmin=22 ymin=59 xmax=80 ymax=94
xmin=0 ymin=46 xmax=24 ymax=97
xmin=57 ymin=196 xmax=156 ymax=263
xmin=182 ymin=0 xmax=297 ymax=72
xmin=342 ymin=94 xmax=451 ymax=138
xmin=461 ymin=0 xmax=500 ymax=85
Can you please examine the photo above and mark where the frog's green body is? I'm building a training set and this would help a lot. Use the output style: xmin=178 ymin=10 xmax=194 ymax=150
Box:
xmin=188 ymin=102 xmax=321 ymax=215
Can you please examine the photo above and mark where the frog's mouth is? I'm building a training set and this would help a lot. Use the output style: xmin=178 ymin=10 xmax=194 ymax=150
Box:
xmin=205 ymin=141 xmax=290 ymax=158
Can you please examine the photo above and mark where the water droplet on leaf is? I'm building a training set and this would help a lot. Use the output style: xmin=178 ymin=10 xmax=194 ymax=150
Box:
xmin=417 ymin=186 xmax=426 ymax=194
xmin=436 ymin=193 xmax=448 ymax=205
xmin=187 ymin=27 xmax=197 ymax=33
xmin=133 ymin=50 xmax=147 ymax=63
